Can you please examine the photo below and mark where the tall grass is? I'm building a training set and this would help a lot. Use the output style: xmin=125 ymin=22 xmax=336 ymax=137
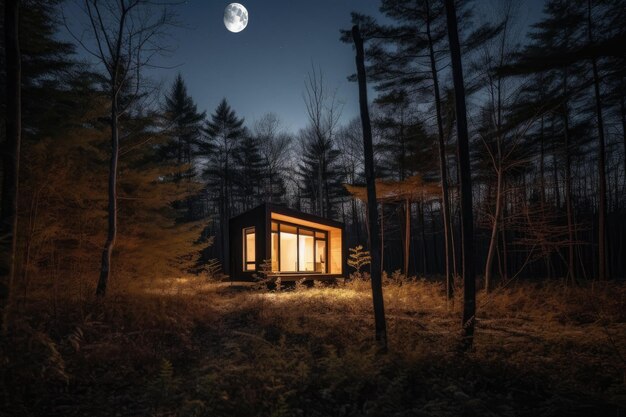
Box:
xmin=2 ymin=272 xmax=625 ymax=416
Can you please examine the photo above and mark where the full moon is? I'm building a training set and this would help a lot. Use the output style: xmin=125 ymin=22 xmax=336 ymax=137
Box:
xmin=224 ymin=3 xmax=248 ymax=33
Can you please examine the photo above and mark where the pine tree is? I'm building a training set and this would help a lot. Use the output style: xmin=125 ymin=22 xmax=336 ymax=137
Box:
xmin=373 ymin=93 xmax=435 ymax=181
xmin=159 ymin=74 xmax=206 ymax=220
xmin=232 ymin=131 xmax=264 ymax=211
xmin=18 ymin=83 xmax=203 ymax=296
xmin=0 ymin=0 xmax=77 ymax=138
xmin=198 ymin=99 xmax=245 ymax=271
xmin=297 ymin=126 xmax=345 ymax=218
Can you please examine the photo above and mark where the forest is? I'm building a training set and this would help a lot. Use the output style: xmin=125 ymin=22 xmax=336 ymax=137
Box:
xmin=1 ymin=0 xmax=625 ymax=416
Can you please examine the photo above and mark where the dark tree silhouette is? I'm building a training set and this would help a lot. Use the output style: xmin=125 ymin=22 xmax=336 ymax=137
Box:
xmin=160 ymin=74 xmax=206 ymax=220
xmin=199 ymin=99 xmax=246 ymax=272
xmin=586 ymin=0 xmax=607 ymax=280
xmin=1 ymin=0 xmax=21 ymax=332
xmin=352 ymin=24 xmax=387 ymax=351
xmin=444 ymin=0 xmax=476 ymax=351
xmin=233 ymin=132 xmax=264 ymax=211
xmin=299 ymin=68 xmax=345 ymax=218
xmin=254 ymin=114 xmax=291 ymax=204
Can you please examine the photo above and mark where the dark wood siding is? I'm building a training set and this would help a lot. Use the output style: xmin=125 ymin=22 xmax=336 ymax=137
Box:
xmin=228 ymin=204 xmax=267 ymax=281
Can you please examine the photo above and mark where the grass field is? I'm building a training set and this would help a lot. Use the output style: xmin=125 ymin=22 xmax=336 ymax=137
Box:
xmin=2 ymin=276 xmax=626 ymax=416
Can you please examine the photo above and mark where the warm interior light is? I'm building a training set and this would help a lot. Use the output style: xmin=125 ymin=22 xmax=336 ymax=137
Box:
xmin=298 ymin=231 xmax=315 ymax=271
xmin=243 ymin=227 xmax=255 ymax=271
xmin=280 ymin=227 xmax=297 ymax=271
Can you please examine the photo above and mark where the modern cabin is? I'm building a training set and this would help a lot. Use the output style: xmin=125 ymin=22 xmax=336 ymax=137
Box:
xmin=229 ymin=203 xmax=345 ymax=281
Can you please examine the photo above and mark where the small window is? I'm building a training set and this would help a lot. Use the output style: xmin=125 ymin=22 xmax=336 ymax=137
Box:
xmin=243 ymin=227 xmax=255 ymax=271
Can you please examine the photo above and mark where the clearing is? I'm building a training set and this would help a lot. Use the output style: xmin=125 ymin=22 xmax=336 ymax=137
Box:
xmin=3 ymin=277 xmax=626 ymax=417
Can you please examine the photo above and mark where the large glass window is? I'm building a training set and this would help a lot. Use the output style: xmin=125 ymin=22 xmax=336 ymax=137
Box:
xmin=315 ymin=239 xmax=326 ymax=272
xmin=279 ymin=224 xmax=298 ymax=271
xmin=271 ymin=222 xmax=279 ymax=271
xmin=270 ymin=221 xmax=327 ymax=274
xmin=299 ymin=229 xmax=315 ymax=271
xmin=243 ymin=227 xmax=255 ymax=271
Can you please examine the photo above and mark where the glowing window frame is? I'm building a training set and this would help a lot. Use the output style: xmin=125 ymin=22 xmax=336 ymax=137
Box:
xmin=271 ymin=220 xmax=328 ymax=273
xmin=243 ymin=227 xmax=256 ymax=271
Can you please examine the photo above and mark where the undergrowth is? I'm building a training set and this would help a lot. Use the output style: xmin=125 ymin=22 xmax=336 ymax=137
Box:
xmin=1 ymin=275 xmax=625 ymax=417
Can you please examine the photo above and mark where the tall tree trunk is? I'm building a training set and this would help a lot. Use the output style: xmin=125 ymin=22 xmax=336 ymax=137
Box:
xmin=352 ymin=25 xmax=387 ymax=350
xmin=539 ymin=115 xmax=546 ymax=206
xmin=588 ymin=0 xmax=607 ymax=280
xmin=22 ymin=186 xmax=42 ymax=308
xmin=500 ymin=192 xmax=509 ymax=280
xmin=223 ymin=167 xmax=231 ymax=274
xmin=352 ymin=197 xmax=361 ymax=242
xmin=96 ymin=93 xmax=120 ymax=297
xmin=446 ymin=150 xmax=459 ymax=282
xmin=318 ymin=159 xmax=324 ymax=217
xmin=425 ymin=0 xmax=454 ymax=299
xmin=620 ymin=79 xmax=626 ymax=185
xmin=419 ymin=202 xmax=427 ymax=275
xmin=1 ymin=0 xmax=21 ymax=331
xmin=484 ymin=167 xmax=503 ymax=293
xmin=403 ymin=199 xmax=410 ymax=276
xmin=562 ymin=71 xmax=577 ymax=285
xmin=444 ymin=0 xmax=476 ymax=351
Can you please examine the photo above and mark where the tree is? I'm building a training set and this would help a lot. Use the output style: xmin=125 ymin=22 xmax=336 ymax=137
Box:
xmin=1 ymin=0 xmax=21 ymax=332
xmin=299 ymin=67 xmax=345 ymax=218
xmin=297 ymin=126 xmax=345 ymax=218
xmin=472 ymin=1 xmax=521 ymax=292
xmin=337 ymin=118 xmax=365 ymax=243
xmin=254 ymin=113 xmax=291 ymax=204
xmin=352 ymin=24 xmax=387 ymax=351
xmin=159 ymin=74 xmax=206 ymax=220
xmin=444 ymin=0 xmax=476 ymax=351
xmin=499 ymin=0 xmax=593 ymax=283
xmin=67 ymin=0 xmax=178 ymax=297
xmin=16 ymin=80 xmax=203 ymax=302
xmin=341 ymin=0 xmax=500 ymax=298
xmin=233 ymin=131 xmax=263 ymax=211
xmin=1 ymin=0 xmax=77 ymax=138
xmin=199 ymin=99 xmax=245 ymax=272
xmin=586 ymin=0 xmax=607 ymax=280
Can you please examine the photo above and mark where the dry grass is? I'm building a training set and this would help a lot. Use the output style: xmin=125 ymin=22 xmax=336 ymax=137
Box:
xmin=2 ymin=275 xmax=625 ymax=417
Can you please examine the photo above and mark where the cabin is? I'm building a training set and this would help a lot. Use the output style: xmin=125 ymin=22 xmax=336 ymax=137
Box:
xmin=228 ymin=203 xmax=345 ymax=281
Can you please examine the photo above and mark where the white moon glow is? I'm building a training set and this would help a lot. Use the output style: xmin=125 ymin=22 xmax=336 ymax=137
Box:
xmin=224 ymin=3 xmax=248 ymax=33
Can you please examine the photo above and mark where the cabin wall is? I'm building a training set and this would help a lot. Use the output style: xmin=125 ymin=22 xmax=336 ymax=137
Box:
xmin=228 ymin=205 xmax=267 ymax=281
xmin=329 ymin=228 xmax=343 ymax=274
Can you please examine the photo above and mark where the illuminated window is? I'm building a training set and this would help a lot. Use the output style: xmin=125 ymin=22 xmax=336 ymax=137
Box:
xmin=271 ymin=222 xmax=279 ymax=272
xmin=269 ymin=221 xmax=327 ymax=274
xmin=280 ymin=224 xmax=298 ymax=271
xmin=315 ymin=239 xmax=326 ymax=272
xmin=243 ymin=227 xmax=255 ymax=271
xmin=299 ymin=229 xmax=315 ymax=271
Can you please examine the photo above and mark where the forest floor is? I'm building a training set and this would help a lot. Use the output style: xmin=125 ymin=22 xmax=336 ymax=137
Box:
xmin=2 ymin=276 xmax=626 ymax=417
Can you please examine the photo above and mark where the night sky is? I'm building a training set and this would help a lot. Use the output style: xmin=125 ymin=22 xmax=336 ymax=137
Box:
xmin=63 ymin=0 xmax=545 ymax=133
